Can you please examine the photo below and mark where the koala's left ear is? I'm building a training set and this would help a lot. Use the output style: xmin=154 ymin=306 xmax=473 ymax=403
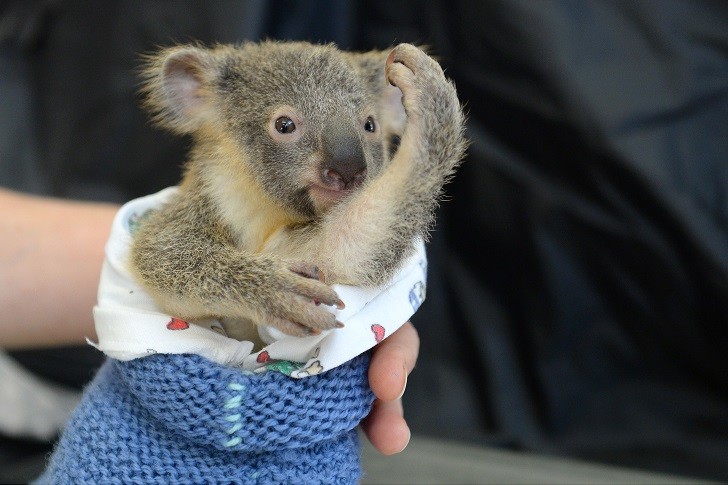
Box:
xmin=347 ymin=50 xmax=407 ymax=141
xmin=140 ymin=45 xmax=220 ymax=134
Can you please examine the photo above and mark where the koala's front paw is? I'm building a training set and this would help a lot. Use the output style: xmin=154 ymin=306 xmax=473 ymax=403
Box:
xmin=259 ymin=262 xmax=345 ymax=338
xmin=383 ymin=43 xmax=465 ymax=176
xmin=385 ymin=43 xmax=450 ymax=119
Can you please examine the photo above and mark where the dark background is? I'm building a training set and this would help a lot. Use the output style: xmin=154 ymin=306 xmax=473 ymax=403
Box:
xmin=1 ymin=0 xmax=727 ymax=481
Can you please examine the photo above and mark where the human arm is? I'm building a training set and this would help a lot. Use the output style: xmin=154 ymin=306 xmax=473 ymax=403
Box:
xmin=0 ymin=188 xmax=117 ymax=348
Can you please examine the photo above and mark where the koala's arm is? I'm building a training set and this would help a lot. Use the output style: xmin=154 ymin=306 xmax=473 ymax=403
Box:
xmin=130 ymin=193 xmax=343 ymax=336
xmin=294 ymin=44 xmax=467 ymax=286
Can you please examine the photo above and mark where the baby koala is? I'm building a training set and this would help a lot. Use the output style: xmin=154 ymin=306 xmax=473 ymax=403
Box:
xmin=131 ymin=41 xmax=466 ymax=343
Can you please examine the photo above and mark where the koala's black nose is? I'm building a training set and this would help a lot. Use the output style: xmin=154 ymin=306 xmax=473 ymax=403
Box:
xmin=321 ymin=119 xmax=367 ymax=190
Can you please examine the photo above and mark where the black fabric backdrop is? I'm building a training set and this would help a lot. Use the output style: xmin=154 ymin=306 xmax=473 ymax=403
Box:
xmin=1 ymin=0 xmax=726 ymax=480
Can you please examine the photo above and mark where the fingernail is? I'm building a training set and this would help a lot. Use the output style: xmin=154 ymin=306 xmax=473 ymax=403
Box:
xmin=396 ymin=368 xmax=408 ymax=400
xmin=335 ymin=299 xmax=346 ymax=310
xmin=396 ymin=426 xmax=411 ymax=454
xmin=335 ymin=321 xmax=345 ymax=328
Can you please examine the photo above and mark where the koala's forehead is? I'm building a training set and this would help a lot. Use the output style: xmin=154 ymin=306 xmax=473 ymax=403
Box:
xmin=217 ymin=43 xmax=369 ymax=116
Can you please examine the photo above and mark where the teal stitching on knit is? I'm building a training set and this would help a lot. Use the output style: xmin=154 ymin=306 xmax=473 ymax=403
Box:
xmin=224 ymin=436 xmax=243 ymax=447
xmin=222 ymin=382 xmax=246 ymax=447
xmin=224 ymin=395 xmax=242 ymax=409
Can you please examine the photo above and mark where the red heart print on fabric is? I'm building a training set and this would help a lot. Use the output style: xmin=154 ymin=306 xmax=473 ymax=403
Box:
xmin=371 ymin=324 xmax=385 ymax=343
xmin=166 ymin=318 xmax=189 ymax=330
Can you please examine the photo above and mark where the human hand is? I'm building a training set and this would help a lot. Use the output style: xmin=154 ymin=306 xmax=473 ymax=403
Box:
xmin=362 ymin=321 xmax=419 ymax=454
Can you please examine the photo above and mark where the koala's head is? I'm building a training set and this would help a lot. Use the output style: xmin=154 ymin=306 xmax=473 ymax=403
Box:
xmin=142 ymin=41 xmax=406 ymax=219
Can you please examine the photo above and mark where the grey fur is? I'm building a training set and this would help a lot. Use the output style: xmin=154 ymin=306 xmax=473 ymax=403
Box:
xmin=131 ymin=41 xmax=466 ymax=341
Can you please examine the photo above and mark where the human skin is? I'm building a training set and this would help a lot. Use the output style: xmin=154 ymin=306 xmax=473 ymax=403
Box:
xmin=0 ymin=189 xmax=115 ymax=348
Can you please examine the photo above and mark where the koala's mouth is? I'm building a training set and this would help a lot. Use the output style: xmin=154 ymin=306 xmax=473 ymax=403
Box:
xmin=308 ymin=183 xmax=354 ymax=210
xmin=304 ymin=164 xmax=366 ymax=213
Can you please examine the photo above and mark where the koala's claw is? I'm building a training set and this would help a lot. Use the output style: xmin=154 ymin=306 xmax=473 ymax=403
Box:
xmin=258 ymin=264 xmax=346 ymax=338
xmin=313 ymin=297 xmax=345 ymax=309
xmin=264 ymin=316 xmax=316 ymax=338
xmin=294 ymin=278 xmax=342 ymax=309
xmin=285 ymin=262 xmax=346 ymax=310
xmin=262 ymin=303 xmax=344 ymax=338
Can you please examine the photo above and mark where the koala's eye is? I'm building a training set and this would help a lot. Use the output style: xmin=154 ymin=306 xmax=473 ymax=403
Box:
xmin=275 ymin=116 xmax=296 ymax=134
xmin=364 ymin=116 xmax=376 ymax=133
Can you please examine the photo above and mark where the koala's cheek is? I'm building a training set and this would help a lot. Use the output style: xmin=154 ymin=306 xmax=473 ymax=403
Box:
xmin=365 ymin=154 xmax=386 ymax=179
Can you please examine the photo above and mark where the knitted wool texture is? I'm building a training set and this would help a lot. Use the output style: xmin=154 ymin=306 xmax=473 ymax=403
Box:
xmin=39 ymin=352 xmax=374 ymax=484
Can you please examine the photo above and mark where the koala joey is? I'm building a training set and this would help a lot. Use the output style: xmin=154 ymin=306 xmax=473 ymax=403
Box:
xmin=131 ymin=41 xmax=466 ymax=344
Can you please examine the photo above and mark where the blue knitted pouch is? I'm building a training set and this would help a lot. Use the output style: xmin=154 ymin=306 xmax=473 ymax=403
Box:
xmin=38 ymin=352 xmax=374 ymax=484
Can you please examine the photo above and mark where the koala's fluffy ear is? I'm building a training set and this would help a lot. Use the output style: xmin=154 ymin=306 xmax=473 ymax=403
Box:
xmin=141 ymin=46 xmax=219 ymax=134
xmin=347 ymin=49 xmax=407 ymax=141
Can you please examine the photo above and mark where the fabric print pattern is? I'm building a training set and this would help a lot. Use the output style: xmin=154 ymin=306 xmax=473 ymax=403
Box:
xmin=371 ymin=324 xmax=386 ymax=343
xmin=293 ymin=360 xmax=324 ymax=378
xmin=126 ymin=209 xmax=154 ymax=236
xmin=166 ymin=318 xmax=190 ymax=330
xmin=255 ymin=359 xmax=307 ymax=376
xmin=408 ymin=281 xmax=426 ymax=312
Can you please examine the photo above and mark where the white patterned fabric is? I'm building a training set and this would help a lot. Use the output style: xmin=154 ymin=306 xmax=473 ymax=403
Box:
xmin=90 ymin=188 xmax=427 ymax=377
